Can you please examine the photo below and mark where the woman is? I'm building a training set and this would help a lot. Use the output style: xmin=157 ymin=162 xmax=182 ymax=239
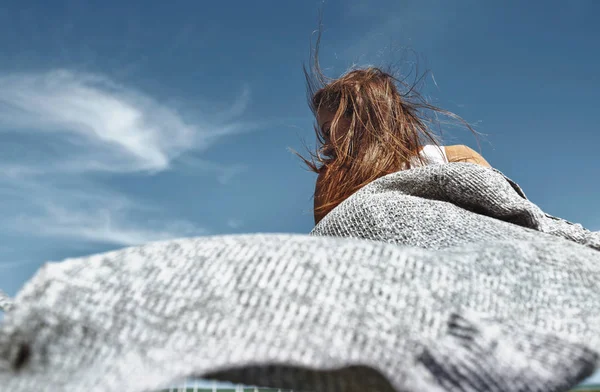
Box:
xmin=299 ymin=35 xmax=491 ymax=225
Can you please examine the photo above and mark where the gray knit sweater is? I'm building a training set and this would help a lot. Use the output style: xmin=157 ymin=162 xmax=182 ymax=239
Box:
xmin=0 ymin=163 xmax=598 ymax=392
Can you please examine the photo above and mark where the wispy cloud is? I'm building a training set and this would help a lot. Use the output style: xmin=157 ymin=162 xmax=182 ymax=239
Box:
xmin=15 ymin=204 xmax=205 ymax=246
xmin=4 ymin=179 xmax=207 ymax=246
xmin=0 ymin=69 xmax=251 ymax=245
xmin=0 ymin=70 xmax=248 ymax=173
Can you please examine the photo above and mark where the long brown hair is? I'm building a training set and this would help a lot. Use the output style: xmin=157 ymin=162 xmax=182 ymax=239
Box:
xmin=297 ymin=24 xmax=476 ymax=224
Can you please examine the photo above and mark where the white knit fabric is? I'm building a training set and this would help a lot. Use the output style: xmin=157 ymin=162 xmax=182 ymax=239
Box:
xmin=0 ymin=163 xmax=598 ymax=392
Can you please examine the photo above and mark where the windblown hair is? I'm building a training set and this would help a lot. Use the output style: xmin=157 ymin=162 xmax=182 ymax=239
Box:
xmin=298 ymin=25 xmax=476 ymax=224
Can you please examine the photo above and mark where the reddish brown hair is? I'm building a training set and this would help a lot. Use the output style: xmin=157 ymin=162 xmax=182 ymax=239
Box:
xmin=297 ymin=25 xmax=476 ymax=224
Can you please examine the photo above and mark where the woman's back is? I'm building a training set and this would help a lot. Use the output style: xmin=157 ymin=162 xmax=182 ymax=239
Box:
xmin=313 ymin=144 xmax=491 ymax=224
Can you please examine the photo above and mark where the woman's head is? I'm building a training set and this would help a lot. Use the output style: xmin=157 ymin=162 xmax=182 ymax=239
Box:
xmin=311 ymin=67 xmax=435 ymax=168
xmin=298 ymin=27 xmax=474 ymax=224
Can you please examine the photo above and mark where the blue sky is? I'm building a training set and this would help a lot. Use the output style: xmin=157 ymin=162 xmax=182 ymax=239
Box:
xmin=0 ymin=1 xmax=599 ymax=382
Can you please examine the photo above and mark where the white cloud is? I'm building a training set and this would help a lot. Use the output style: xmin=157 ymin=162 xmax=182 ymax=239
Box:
xmin=15 ymin=204 xmax=205 ymax=246
xmin=0 ymin=69 xmax=251 ymax=245
xmin=1 ymin=174 xmax=207 ymax=246
xmin=0 ymin=70 xmax=249 ymax=173
xmin=213 ymin=83 xmax=251 ymax=122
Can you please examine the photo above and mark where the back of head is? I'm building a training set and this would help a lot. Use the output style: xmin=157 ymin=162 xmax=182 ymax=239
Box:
xmin=311 ymin=66 xmax=433 ymax=170
xmin=298 ymin=26 xmax=473 ymax=224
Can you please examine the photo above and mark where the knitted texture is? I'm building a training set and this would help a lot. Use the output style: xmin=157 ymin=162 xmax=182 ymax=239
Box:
xmin=0 ymin=290 xmax=13 ymax=312
xmin=312 ymin=164 xmax=600 ymax=250
xmin=0 ymin=163 xmax=598 ymax=392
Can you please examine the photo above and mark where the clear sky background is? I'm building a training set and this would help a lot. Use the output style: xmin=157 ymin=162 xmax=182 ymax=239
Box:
xmin=0 ymin=0 xmax=599 ymax=386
